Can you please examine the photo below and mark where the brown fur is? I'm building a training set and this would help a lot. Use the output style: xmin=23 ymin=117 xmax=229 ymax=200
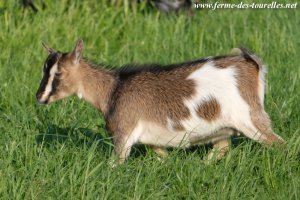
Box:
xmin=48 ymin=54 xmax=203 ymax=141
xmin=106 ymin=67 xmax=199 ymax=134
xmin=37 ymin=41 xmax=285 ymax=164
xmin=53 ymin=54 xmax=284 ymax=150
xmin=213 ymin=56 xmax=284 ymax=145
xmin=51 ymin=54 xmax=117 ymax=114
xmin=250 ymin=109 xmax=285 ymax=144
xmin=196 ymin=97 xmax=221 ymax=121
xmin=78 ymin=63 xmax=116 ymax=115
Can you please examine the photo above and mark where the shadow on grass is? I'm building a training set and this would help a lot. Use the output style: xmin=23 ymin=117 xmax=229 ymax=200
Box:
xmin=36 ymin=124 xmax=250 ymax=159
xmin=131 ymin=135 xmax=250 ymax=160
xmin=35 ymin=124 xmax=113 ymax=152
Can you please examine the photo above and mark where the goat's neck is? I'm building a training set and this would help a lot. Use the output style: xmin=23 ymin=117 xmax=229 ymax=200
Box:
xmin=77 ymin=61 xmax=116 ymax=115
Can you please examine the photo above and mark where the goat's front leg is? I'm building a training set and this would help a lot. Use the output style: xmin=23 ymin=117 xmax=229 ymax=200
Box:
xmin=113 ymin=133 xmax=136 ymax=165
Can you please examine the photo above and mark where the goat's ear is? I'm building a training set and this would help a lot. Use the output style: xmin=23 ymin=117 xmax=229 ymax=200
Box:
xmin=72 ymin=39 xmax=84 ymax=64
xmin=42 ymin=42 xmax=56 ymax=54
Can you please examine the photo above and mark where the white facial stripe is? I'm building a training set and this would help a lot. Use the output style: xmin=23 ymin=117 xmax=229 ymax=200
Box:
xmin=40 ymin=63 xmax=58 ymax=102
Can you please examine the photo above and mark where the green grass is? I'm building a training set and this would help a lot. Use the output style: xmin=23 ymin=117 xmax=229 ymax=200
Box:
xmin=0 ymin=1 xmax=299 ymax=199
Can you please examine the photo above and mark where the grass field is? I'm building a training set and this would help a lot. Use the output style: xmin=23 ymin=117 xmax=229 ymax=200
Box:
xmin=0 ymin=1 xmax=299 ymax=199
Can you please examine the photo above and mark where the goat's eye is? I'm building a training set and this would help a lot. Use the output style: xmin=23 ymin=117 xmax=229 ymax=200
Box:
xmin=55 ymin=73 xmax=62 ymax=78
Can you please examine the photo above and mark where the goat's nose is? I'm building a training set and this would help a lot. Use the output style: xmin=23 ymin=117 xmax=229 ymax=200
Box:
xmin=36 ymin=93 xmax=46 ymax=104
xmin=36 ymin=92 xmax=42 ymax=100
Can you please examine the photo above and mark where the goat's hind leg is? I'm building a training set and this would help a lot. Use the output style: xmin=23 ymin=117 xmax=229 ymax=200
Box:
xmin=206 ymin=128 xmax=234 ymax=161
xmin=237 ymin=110 xmax=285 ymax=146
xmin=250 ymin=110 xmax=285 ymax=145
xmin=207 ymin=139 xmax=230 ymax=161
xmin=152 ymin=146 xmax=169 ymax=157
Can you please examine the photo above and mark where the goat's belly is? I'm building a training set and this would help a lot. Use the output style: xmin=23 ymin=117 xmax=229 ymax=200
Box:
xmin=137 ymin=120 xmax=224 ymax=147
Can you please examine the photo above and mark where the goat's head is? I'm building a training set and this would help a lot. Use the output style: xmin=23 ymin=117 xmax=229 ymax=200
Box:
xmin=36 ymin=39 xmax=84 ymax=104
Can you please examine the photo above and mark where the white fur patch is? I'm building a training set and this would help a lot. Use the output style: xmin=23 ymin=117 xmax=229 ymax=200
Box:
xmin=258 ymin=65 xmax=267 ymax=107
xmin=40 ymin=63 xmax=58 ymax=102
xmin=180 ymin=62 xmax=261 ymax=141
xmin=138 ymin=120 xmax=191 ymax=147
xmin=133 ymin=62 xmax=264 ymax=148
xmin=181 ymin=62 xmax=240 ymax=131
xmin=166 ymin=117 xmax=175 ymax=132
xmin=77 ymin=91 xmax=83 ymax=99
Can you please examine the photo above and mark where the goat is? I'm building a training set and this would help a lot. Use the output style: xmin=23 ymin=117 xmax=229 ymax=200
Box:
xmin=112 ymin=0 xmax=193 ymax=14
xmin=36 ymin=39 xmax=285 ymax=164
xmin=22 ymin=0 xmax=39 ymax=12
xmin=151 ymin=0 xmax=192 ymax=13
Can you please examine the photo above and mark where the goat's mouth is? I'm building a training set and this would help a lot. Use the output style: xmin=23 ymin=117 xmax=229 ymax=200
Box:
xmin=38 ymin=99 xmax=49 ymax=104
xmin=37 ymin=98 xmax=49 ymax=105
xmin=36 ymin=93 xmax=50 ymax=105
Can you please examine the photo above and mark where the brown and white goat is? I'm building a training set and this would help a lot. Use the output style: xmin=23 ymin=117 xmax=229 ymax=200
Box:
xmin=36 ymin=39 xmax=285 ymax=163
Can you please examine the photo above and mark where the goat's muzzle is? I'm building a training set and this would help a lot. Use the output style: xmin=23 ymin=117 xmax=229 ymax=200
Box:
xmin=36 ymin=92 xmax=48 ymax=104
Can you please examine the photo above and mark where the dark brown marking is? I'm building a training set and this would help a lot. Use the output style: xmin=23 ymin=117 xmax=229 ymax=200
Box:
xmin=172 ymin=122 xmax=185 ymax=131
xmin=197 ymin=97 xmax=221 ymax=121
